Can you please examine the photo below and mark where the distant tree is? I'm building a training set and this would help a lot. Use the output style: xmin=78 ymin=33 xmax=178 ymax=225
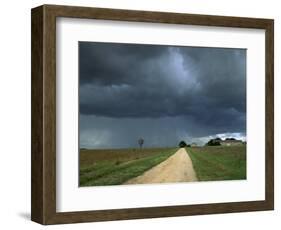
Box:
xmin=138 ymin=138 xmax=144 ymax=149
xmin=207 ymin=139 xmax=221 ymax=146
xmin=226 ymin=137 xmax=236 ymax=141
xmin=179 ymin=141 xmax=187 ymax=148
xmin=186 ymin=144 xmax=191 ymax=147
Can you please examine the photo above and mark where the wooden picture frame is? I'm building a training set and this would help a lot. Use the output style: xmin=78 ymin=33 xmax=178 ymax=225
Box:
xmin=31 ymin=4 xmax=274 ymax=225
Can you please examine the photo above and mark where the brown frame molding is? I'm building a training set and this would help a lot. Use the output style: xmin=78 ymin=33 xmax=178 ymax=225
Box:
xmin=31 ymin=4 xmax=274 ymax=225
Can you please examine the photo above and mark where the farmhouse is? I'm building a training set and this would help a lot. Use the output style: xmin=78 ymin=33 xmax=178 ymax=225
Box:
xmin=220 ymin=138 xmax=244 ymax=146
xmin=190 ymin=143 xmax=197 ymax=147
xmin=206 ymin=137 xmax=244 ymax=146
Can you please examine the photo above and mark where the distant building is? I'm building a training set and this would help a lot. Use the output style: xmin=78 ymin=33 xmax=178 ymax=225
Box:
xmin=220 ymin=138 xmax=244 ymax=146
xmin=206 ymin=137 xmax=244 ymax=146
xmin=190 ymin=143 xmax=197 ymax=147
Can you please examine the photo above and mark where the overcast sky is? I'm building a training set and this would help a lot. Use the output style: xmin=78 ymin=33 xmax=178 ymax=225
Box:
xmin=79 ymin=42 xmax=246 ymax=148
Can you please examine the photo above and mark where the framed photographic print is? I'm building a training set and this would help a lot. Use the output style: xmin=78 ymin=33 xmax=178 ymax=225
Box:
xmin=31 ymin=4 xmax=274 ymax=225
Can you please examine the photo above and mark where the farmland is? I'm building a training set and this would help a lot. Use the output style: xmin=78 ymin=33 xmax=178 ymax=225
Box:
xmin=79 ymin=148 xmax=177 ymax=186
xmin=79 ymin=145 xmax=247 ymax=187
xmin=187 ymin=145 xmax=246 ymax=181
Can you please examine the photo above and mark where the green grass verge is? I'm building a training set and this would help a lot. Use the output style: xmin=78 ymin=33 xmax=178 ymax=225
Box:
xmin=187 ymin=146 xmax=246 ymax=181
xmin=80 ymin=148 xmax=177 ymax=186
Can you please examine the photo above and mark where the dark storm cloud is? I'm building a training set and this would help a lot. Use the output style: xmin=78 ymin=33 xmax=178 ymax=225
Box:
xmin=79 ymin=42 xmax=246 ymax=148
xmin=79 ymin=42 xmax=167 ymax=86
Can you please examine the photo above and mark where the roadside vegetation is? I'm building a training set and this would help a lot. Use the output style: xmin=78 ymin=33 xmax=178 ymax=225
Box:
xmin=79 ymin=148 xmax=177 ymax=186
xmin=187 ymin=146 xmax=246 ymax=181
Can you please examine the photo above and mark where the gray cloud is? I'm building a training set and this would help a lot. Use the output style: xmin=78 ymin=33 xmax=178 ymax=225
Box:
xmin=79 ymin=42 xmax=246 ymax=148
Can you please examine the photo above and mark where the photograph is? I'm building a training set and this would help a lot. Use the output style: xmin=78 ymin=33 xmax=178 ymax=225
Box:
xmin=30 ymin=4 xmax=274 ymax=224
xmin=79 ymin=42 xmax=247 ymax=187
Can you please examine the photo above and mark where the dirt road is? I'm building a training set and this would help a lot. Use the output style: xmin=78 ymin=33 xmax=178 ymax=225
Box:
xmin=124 ymin=148 xmax=198 ymax=184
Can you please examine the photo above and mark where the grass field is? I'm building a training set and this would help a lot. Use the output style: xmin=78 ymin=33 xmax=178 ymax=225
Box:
xmin=79 ymin=148 xmax=177 ymax=186
xmin=187 ymin=146 xmax=246 ymax=181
